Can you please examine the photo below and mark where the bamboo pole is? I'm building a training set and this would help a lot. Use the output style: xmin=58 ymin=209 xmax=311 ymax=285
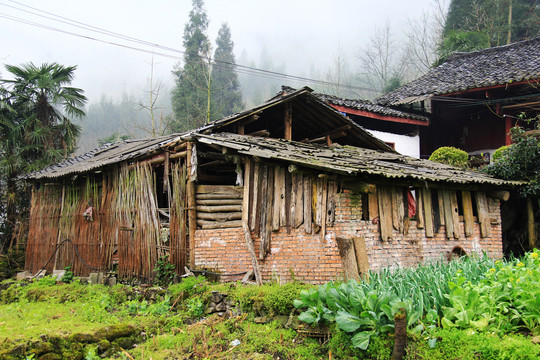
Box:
xmin=53 ymin=185 xmax=65 ymax=271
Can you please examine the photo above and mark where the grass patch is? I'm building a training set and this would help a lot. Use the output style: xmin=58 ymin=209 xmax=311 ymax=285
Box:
xmin=1 ymin=256 xmax=539 ymax=359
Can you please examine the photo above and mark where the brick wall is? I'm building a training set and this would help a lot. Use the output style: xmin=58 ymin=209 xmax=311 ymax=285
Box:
xmin=194 ymin=190 xmax=503 ymax=284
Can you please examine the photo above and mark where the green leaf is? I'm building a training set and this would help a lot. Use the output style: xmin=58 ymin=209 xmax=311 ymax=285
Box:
xmin=293 ymin=299 xmax=305 ymax=309
xmin=407 ymin=311 xmax=422 ymax=328
xmin=298 ymin=310 xmax=317 ymax=324
xmin=335 ymin=311 xmax=372 ymax=332
xmin=351 ymin=330 xmax=374 ymax=350
xmin=380 ymin=304 xmax=393 ymax=319
xmin=441 ymin=317 xmax=455 ymax=328
xmin=380 ymin=324 xmax=395 ymax=333
xmin=391 ymin=301 xmax=408 ymax=315
xmin=428 ymin=338 xmax=438 ymax=348
xmin=411 ymin=324 xmax=424 ymax=335
xmin=470 ymin=317 xmax=490 ymax=330
xmin=367 ymin=293 xmax=378 ymax=311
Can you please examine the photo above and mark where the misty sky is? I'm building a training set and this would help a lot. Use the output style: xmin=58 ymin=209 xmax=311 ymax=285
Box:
xmin=1 ymin=0 xmax=444 ymax=104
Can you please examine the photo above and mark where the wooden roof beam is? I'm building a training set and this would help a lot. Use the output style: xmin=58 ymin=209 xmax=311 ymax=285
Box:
xmin=284 ymin=103 xmax=292 ymax=140
xmin=330 ymin=104 xmax=429 ymax=126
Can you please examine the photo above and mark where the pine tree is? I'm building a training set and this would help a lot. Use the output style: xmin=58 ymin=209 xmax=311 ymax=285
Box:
xmin=170 ymin=0 xmax=211 ymax=131
xmin=210 ymin=23 xmax=243 ymax=121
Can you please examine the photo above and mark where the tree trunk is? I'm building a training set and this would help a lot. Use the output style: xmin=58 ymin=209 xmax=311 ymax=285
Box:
xmin=3 ymin=177 xmax=18 ymax=252
xmin=392 ymin=308 xmax=407 ymax=360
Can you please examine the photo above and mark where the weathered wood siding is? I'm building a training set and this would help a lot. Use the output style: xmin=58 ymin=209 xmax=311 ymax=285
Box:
xmin=25 ymin=160 xmax=189 ymax=281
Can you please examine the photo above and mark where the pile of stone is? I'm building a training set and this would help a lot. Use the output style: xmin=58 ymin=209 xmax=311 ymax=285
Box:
xmin=205 ymin=291 xmax=238 ymax=317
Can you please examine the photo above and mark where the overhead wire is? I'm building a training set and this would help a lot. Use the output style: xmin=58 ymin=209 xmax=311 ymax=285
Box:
xmin=0 ymin=0 xmax=376 ymax=93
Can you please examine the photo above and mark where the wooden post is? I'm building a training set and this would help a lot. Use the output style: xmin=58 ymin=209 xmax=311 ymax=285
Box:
xmin=462 ymin=191 xmax=474 ymax=237
xmin=237 ymin=121 xmax=245 ymax=135
xmin=186 ymin=142 xmax=197 ymax=268
xmin=475 ymin=192 xmax=491 ymax=238
xmin=284 ymin=103 xmax=292 ymax=140
xmin=243 ymin=224 xmax=263 ymax=285
xmin=303 ymin=176 xmax=312 ymax=233
xmin=320 ymin=177 xmax=328 ymax=237
xmin=441 ymin=190 xmax=454 ymax=239
xmin=527 ymin=197 xmax=536 ymax=249
xmin=416 ymin=189 xmax=424 ymax=229
xmin=272 ymin=166 xmax=282 ymax=231
xmin=259 ymin=165 xmax=269 ymax=260
xmin=378 ymin=186 xmax=393 ymax=241
xmin=421 ymin=188 xmax=434 ymax=238
xmin=368 ymin=187 xmax=379 ymax=221
xmin=336 ymin=237 xmax=360 ymax=281
xmin=353 ymin=237 xmax=370 ymax=281
xmin=449 ymin=191 xmax=460 ymax=239
xmin=292 ymin=173 xmax=304 ymax=228
xmin=242 ymin=161 xmax=262 ymax=284
xmin=391 ymin=187 xmax=404 ymax=233
xmin=250 ymin=163 xmax=261 ymax=232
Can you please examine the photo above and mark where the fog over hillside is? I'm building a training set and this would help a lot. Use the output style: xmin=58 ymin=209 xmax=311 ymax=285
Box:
xmin=1 ymin=0 xmax=447 ymax=150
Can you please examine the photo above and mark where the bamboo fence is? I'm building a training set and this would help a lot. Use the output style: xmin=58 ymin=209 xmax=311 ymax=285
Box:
xmin=25 ymin=159 xmax=188 ymax=281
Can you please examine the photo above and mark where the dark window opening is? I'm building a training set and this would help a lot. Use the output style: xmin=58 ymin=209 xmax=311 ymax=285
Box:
xmin=361 ymin=192 xmax=369 ymax=221
xmin=154 ymin=165 xmax=170 ymax=209
xmin=456 ymin=192 xmax=464 ymax=216
xmin=448 ymin=246 xmax=467 ymax=261
xmin=431 ymin=189 xmax=442 ymax=232
xmin=471 ymin=193 xmax=478 ymax=218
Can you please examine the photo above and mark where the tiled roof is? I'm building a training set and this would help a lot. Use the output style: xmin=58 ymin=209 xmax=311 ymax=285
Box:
xmin=377 ymin=37 xmax=540 ymax=105
xmin=195 ymin=133 xmax=518 ymax=187
xmin=316 ymin=93 xmax=429 ymax=122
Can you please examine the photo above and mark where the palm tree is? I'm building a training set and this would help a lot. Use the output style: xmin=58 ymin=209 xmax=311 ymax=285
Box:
xmin=0 ymin=62 xmax=87 ymax=251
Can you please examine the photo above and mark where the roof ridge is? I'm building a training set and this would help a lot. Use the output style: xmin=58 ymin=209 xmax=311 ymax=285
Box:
xmin=448 ymin=36 xmax=540 ymax=61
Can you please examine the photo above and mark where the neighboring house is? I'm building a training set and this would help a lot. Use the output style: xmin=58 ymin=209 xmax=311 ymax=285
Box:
xmin=376 ymin=37 xmax=540 ymax=160
xmin=316 ymin=92 xmax=429 ymax=158
xmin=22 ymin=87 xmax=517 ymax=284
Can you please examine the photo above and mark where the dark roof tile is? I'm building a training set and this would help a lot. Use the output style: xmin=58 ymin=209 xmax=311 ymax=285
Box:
xmin=377 ymin=37 xmax=540 ymax=105
xmin=316 ymin=93 xmax=429 ymax=122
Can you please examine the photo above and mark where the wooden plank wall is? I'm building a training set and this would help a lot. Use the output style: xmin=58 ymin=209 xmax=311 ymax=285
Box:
xmin=237 ymin=160 xmax=337 ymax=260
xmin=195 ymin=185 xmax=243 ymax=229
xmin=374 ymin=185 xmax=494 ymax=241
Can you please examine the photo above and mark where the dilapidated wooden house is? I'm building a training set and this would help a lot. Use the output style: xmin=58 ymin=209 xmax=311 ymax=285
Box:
xmin=22 ymin=87 xmax=517 ymax=284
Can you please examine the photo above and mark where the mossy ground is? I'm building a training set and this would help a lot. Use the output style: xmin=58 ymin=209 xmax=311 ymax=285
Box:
xmin=0 ymin=277 xmax=538 ymax=359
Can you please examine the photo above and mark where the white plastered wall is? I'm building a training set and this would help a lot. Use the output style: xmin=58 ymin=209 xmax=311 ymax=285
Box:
xmin=368 ymin=129 xmax=420 ymax=158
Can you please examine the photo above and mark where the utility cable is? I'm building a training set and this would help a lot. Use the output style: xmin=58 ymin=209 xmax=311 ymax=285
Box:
xmin=0 ymin=1 xmax=376 ymax=93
